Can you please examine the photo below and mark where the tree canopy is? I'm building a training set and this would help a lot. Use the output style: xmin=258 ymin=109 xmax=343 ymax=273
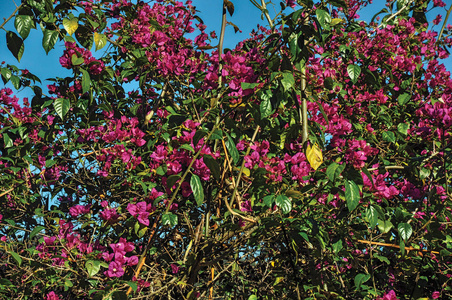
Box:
xmin=1 ymin=0 xmax=452 ymax=299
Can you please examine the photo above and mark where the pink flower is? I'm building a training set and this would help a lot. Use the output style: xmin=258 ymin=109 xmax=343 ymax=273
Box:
xmin=45 ymin=291 xmax=61 ymax=300
xmin=433 ymin=0 xmax=446 ymax=7
xmin=433 ymin=14 xmax=442 ymax=25
xmin=171 ymin=263 xmax=180 ymax=274
xmin=286 ymin=0 xmax=296 ymax=8
xmin=105 ymin=261 xmax=124 ymax=278
xmin=377 ymin=290 xmax=399 ymax=300
xmin=432 ymin=291 xmax=441 ymax=299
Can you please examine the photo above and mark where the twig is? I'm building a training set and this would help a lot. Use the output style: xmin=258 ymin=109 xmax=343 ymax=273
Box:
xmin=260 ymin=0 xmax=274 ymax=28
xmin=165 ymin=123 xmax=219 ymax=213
xmin=367 ymin=165 xmax=406 ymax=172
xmin=357 ymin=239 xmax=447 ymax=256
xmin=127 ymin=217 xmax=160 ymax=296
xmin=377 ymin=0 xmax=414 ymax=29
xmin=0 ymin=187 xmax=14 ymax=198
xmin=437 ymin=3 xmax=452 ymax=43
xmin=0 ymin=3 xmax=22 ymax=31
xmin=224 ymin=196 xmax=257 ymax=223
xmin=229 ymin=125 xmax=260 ymax=208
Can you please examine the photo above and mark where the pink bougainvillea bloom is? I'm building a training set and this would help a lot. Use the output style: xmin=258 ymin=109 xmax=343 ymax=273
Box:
xmin=171 ymin=263 xmax=180 ymax=274
xmin=432 ymin=291 xmax=441 ymax=299
xmin=45 ymin=291 xmax=61 ymax=300
xmin=433 ymin=14 xmax=442 ymax=25
xmin=433 ymin=0 xmax=446 ymax=7
xmin=378 ymin=290 xmax=399 ymax=300
xmin=106 ymin=261 xmax=124 ymax=278
xmin=286 ymin=0 xmax=296 ymax=8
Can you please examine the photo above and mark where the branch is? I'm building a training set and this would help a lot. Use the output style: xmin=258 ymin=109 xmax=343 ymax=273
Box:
xmin=377 ymin=0 xmax=414 ymax=29
xmin=0 ymin=187 xmax=14 ymax=198
xmin=229 ymin=125 xmax=260 ymax=207
xmin=260 ymin=0 xmax=274 ymax=29
xmin=367 ymin=165 xmax=406 ymax=172
xmin=0 ymin=3 xmax=22 ymax=31
xmin=126 ymin=216 xmax=160 ymax=296
xmin=165 ymin=123 xmax=219 ymax=213
xmin=437 ymin=3 xmax=452 ymax=43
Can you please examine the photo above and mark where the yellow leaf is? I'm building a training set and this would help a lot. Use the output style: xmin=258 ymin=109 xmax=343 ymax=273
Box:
xmin=63 ymin=18 xmax=78 ymax=36
xmin=94 ymin=32 xmax=107 ymax=51
xmin=331 ymin=18 xmax=345 ymax=26
xmin=306 ymin=143 xmax=323 ymax=170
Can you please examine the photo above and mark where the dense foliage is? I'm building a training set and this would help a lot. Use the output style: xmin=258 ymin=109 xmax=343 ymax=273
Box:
xmin=1 ymin=0 xmax=452 ymax=299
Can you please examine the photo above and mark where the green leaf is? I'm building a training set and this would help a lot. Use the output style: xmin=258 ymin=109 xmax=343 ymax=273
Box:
xmin=3 ymin=133 xmax=13 ymax=148
xmin=80 ymin=68 xmax=91 ymax=94
xmin=42 ymin=29 xmax=59 ymax=54
xmin=329 ymin=0 xmax=347 ymax=8
xmin=85 ymin=260 xmax=102 ymax=277
xmin=53 ymin=98 xmax=71 ymax=120
xmin=210 ymin=129 xmax=223 ymax=140
xmin=263 ymin=195 xmax=274 ymax=207
xmin=397 ymin=93 xmax=410 ymax=105
xmin=14 ymin=15 xmax=34 ymax=39
xmin=332 ymin=239 xmax=343 ymax=253
xmin=248 ymin=296 xmax=258 ymax=300
xmin=397 ymin=123 xmax=409 ymax=135
xmin=63 ymin=18 xmax=78 ymax=36
xmin=6 ymin=31 xmax=24 ymax=62
xmin=8 ymin=250 xmax=22 ymax=266
xmin=398 ymin=222 xmax=412 ymax=241
xmin=190 ymin=174 xmax=204 ymax=206
xmin=1 ymin=67 xmax=12 ymax=83
xmin=225 ymin=133 xmax=239 ymax=165
xmin=203 ymin=155 xmax=221 ymax=181
xmin=260 ymin=96 xmax=272 ymax=118
xmin=326 ymin=162 xmax=341 ymax=182
xmin=75 ymin=25 xmax=93 ymax=49
xmin=180 ymin=144 xmax=195 ymax=153
xmin=275 ymin=195 xmax=291 ymax=214
xmin=281 ymin=73 xmax=295 ymax=91
xmin=127 ymin=281 xmax=138 ymax=292
xmin=345 ymin=180 xmax=360 ymax=211
xmin=30 ymin=226 xmax=45 ymax=239
xmin=366 ymin=206 xmax=378 ymax=228
xmin=382 ymin=131 xmax=396 ymax=143
xmin=354 ymin=273 xmax=370 ymax=289
xmin=94 ymin=32 xmax=107 ymax=51
xmin=162 ymin=212 xmax=178 ymax=227
xmin=347 ymin=64 xmax=361 ymax=84
xmin=316 ymin=9 xmax=332 ymax=30
xmin=166 ymin=174 xmax=181 ymax=189
xmin=71 ymin=54 xmax=84 ymax=66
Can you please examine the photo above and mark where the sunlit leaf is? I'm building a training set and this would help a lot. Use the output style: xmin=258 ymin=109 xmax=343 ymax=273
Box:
xmin=398 ymin=222 xmax=412 ymax=241
xmin=306 ymin=143 xmax=323 ymax=170
xmin=42 ymin=29 xmax=59 ymax=54
xmin=14 ymin=15 xmax=34 ymax=39
xmin=94 ymin=32 xmax=107 ymax=51
xmin=63 ymin=17 xmax=79 ymax=36
xmin=345 ymin=180 xmax=360 ymax=211
xmin=53 ymin=98 xmax=71 ymax=120
xmin=347 ymin=64 xmax=361 ymax=84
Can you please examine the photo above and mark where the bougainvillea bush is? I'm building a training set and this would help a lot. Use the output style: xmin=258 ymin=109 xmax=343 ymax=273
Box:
xmin=1 ymin=0 xmax=452 ymax=298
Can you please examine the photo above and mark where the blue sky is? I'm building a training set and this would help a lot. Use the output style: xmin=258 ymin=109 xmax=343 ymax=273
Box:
xmin=0 ymin=0 xmax=451 ymax=99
